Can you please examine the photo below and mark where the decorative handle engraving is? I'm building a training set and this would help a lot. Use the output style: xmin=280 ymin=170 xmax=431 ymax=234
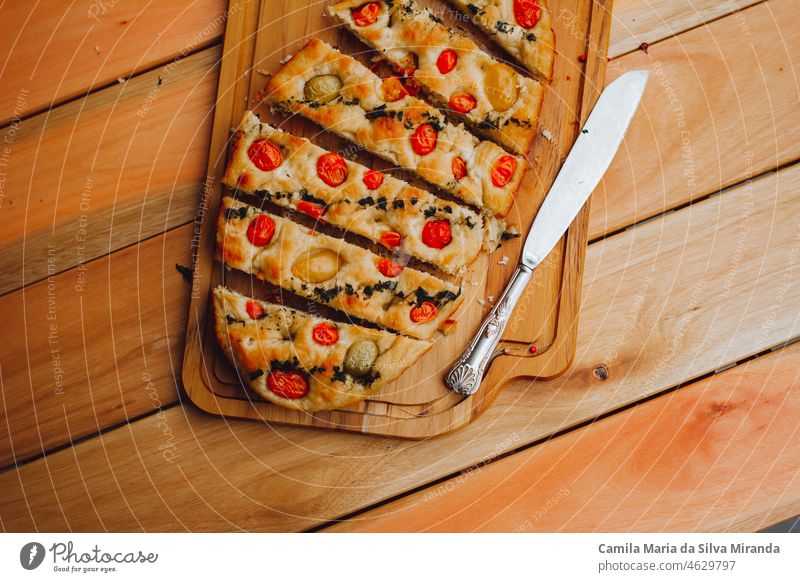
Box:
xmin=445 ymin=264 xmax=534 ymax=395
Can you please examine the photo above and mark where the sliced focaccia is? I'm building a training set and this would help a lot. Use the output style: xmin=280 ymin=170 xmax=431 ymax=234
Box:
xmin=328 ymin=0 xmax=544 ymax=156
xmin=446 ymin=0 xmax=555 ymax=81
xmin=217 ymin=196 xmax=462 ymax=340
xmin=265 ymin=38 xmax=526 ymax=218
xmin=214 ymin=287 xmax=431 ymax=411
xmin=223 ymin=111 xmax=499 ymax=276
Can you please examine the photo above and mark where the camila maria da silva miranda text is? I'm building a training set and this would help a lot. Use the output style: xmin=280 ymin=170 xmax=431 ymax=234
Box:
xmin=599 ymin=542 xmax=780 ymax=555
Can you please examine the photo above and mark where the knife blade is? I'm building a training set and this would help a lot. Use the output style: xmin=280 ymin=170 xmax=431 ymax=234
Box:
xmin=445 ymin=70 xmax=649 ymax=396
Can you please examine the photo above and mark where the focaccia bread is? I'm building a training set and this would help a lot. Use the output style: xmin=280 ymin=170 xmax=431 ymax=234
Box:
xmin=446 ymin=0 xmax=555 ymax=81
xmin=223 ymin=111 xmax=499 ymax=276
xmin=217 ymin=196 xmax=462 ymax=340
xmin=265 ymin=38 xmax=526 ymax=218
xmin=328 ymin=0 xmax=544 ymax=155
xmin=214 ymin=287 xmax=431 ymax=411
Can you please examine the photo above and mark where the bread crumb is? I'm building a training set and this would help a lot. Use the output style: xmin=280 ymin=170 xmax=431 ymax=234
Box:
xmin=542 ymin=129 xmax=553 ymax=141
xmin=477 ymin=299 xmax=485 ymax=306
xmin=498 ymin=256 xmax=509 ymax=266
xmin=488 ymin=295 xmax=495 ymax=303
xmin=279 ymin=53 xmax=293 ymax=65
xmin=256 ymin=69 xmax=271 ymax=77
xmin=94 ymin=45 xmax=101 ymax=54
xmin=116 ymin=77 xmax=125 ymax=84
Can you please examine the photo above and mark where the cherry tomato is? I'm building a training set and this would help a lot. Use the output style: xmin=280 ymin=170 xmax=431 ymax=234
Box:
xmin=452 ymin=156 xmax=467 ymax=180
xmin=491 ymin=155 xmax=517 ymax=187
xmin=381 ymin=76 xmax=408 ymax=102
xmin=363 ymin=169 xmax=385 ymax=190
xmin=410 ymin=301 xmax=438 ymax=323
xmin=449 ymin=93 xmax=477 ymax=114
xmin=421 ymin=219 xmax=452 ymax=249
xmin=380 ymin=231 xmax=402 ymax=248
xmin=352 ymin=2 xmax=380 ymax=27
xmin=317 ymin=153 xmax=348 ymax=187
xmin=297 ymin=200 xmax=325 ymax=219
xmin=267 ymin=370 xmax=309 ymax=399
xmin=248 ymin=139 xmax=282 ymax=171
xmin=246 ymin=214 xmax=276 ymax=246
xmin=410 ymin=124 xmax=437 ymax=156
xmin=436 ymin=49 xmax=458 ymax=74
xmin=245 ymin=299 xmax=264 ymax=320
xmin=377 ymin=257 xmax=404 ymax=278
xmin=514 ymin=0 xmax=542 ymax=29
xmin=311 ymin=322 xmax=339 ymax=346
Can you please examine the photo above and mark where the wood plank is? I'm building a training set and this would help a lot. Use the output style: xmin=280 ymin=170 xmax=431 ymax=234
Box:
xmin=2 ymin=162 xmax=798 ymax=530
xmin=0 ymin=224 xmax=193 ymax=468
xmin=325 ymin=341 xmax=800 ymax=532
xmin=0 ymin=47 xmax=220 ymax=296
xmin=609 ymin=0 xmax=762 ymax=57
xmin=593 ymin=0 xmax=800 ymax=238
xmin=0 ymin=0 xmax=226 ymax=125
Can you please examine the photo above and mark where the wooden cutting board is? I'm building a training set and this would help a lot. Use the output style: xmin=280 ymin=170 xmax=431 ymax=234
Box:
xmin=182 ymin=0 xmax=611 ymax=438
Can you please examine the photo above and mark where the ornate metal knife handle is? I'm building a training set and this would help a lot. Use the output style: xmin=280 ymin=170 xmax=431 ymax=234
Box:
xmin=445 ymin=264 xmax=534 ymax=395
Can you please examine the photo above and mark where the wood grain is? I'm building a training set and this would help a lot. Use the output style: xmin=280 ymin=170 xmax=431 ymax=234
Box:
xmin=592 ymin=0 xmax=800 ymax=239
xmin=2 ymin=161 xmax=798 ymax=530
xmin=0 ymin=0 xmax=226 ymax=125
xmin=0 ymin=224 xmax=193 ymax=468
xmin=0 ymin=47 xmax=220 ymax=296
xmin=609 ymin=0 xmax=762 ymax=57
xmin=325 ymin=341 xmax=800 ymax=532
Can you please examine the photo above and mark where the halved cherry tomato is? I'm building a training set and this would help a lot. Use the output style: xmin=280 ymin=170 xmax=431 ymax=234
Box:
xmin=352 ymin=2 xmax=380 ymax=27
xmin=422 ymin=219 xmax=452 ymax=249
xmin=363 ymin=169 xmax=385 ymax=190
xmin=317 ymin=153 xmax=348 ymax=187
xmin=246 ymin=214 xmax=276 ymax=246
xmin=491 ymin=155 xmax=517 ymax=187
xmin=267 ymin=370 xmax=309 ymax=399
xmin=248 ymin=139 xmax=282 ymax=171
xmin=380 ymin=231 xmax=402 ymax=248
xmin=311 ymin=322 xmax=339 ymax=346
xmin=410 ymin=301 xmax=438 ymax=323
xmin=410 ymin=124 xmax=437 ymax=156
xmin=245 ymin=299 xmax=264 ymax=320
xmin=449 ymin=93 xmax=477 ymax=114
xmin=297 ymin=200 xmax=325 ymax=219
xmin=436 ymin=49 xmax=458 ymax=74
xmin=381 ymin=76 xmax=408 ymax=102
xmin=514 ymin=0 xmax=542 ymax=29
xmin=452 ymin=156 xmax=467 ymax=180
xmin=377 ymin=257 xmax=404 ymax=278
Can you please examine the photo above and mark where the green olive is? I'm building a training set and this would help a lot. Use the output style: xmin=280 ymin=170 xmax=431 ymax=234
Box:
xmin=344 ymin=340 xmax=379 ymax=377
xmin=485 ymin=63 xmax=519 ymax=112
xmin=291 ymin=249 xmax=342 ymax=283
xmin=304 ymin=75 xmax=343 ymax=105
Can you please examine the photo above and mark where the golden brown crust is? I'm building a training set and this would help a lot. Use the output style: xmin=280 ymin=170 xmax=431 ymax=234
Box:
xmin=223 ymin=111 xmax=498 ymax=275
xmin=446 ymin=0 xmax=555 ymax=82
xmin=265 ymin=38 xmax=526 ymax=218
xmin=213 ymin=286 xmax=431 ymax=411
xmin=217 ymin=196 xmax=463 ymax=340
xmin=328 ymin=0 xmax=544 ymax=155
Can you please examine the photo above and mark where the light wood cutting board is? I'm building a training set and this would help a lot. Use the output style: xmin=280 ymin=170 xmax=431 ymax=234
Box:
xmin=182 ymin=0 xmax=612 ymax=438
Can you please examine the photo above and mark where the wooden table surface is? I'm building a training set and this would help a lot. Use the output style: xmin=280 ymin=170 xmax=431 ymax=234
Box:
xmin=1 ymin=0 xmax=798 ymax=532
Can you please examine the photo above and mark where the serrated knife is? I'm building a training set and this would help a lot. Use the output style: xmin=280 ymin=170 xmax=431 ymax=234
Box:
xmin=445 ymin=70 xmax=649 ymax=396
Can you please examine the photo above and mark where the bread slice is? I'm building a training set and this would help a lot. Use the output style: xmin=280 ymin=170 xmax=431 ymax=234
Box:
xmin=265 ymin=38 xmax=526 ymax=218
xmin=446 ymin=0 xmax=555 ymax=82
xmin=223 ymin=111 xmax=500 ymax=275
xmin=213 ymin=286 xmax=431 ymax=411
xmin=328 ymin=0 xmax=544 ymax=155
xmin=217 ymin=196 xmax=463 ymax=340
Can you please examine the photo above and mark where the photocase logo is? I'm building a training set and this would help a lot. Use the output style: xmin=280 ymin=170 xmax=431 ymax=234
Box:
xmin=20 ymin=542 xmax=46 ymax=570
